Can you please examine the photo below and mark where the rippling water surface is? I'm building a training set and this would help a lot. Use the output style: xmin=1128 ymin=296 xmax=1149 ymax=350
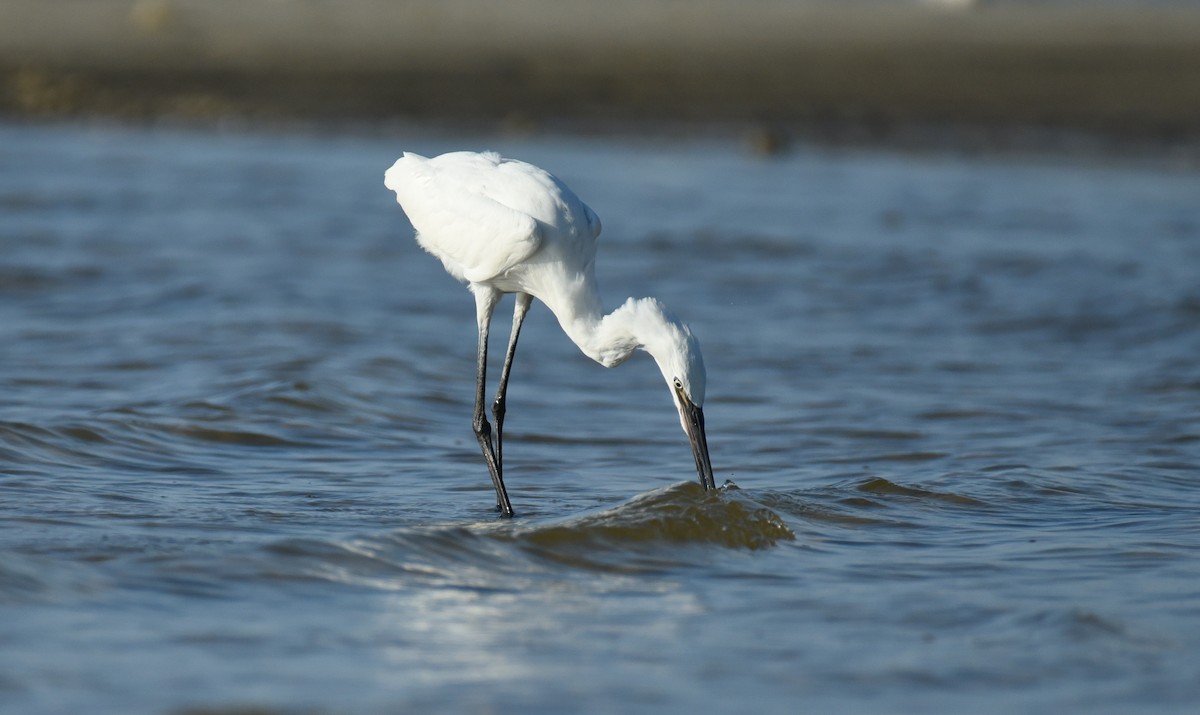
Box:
xmin=2 ymin=122 xmax=1199 ymax=714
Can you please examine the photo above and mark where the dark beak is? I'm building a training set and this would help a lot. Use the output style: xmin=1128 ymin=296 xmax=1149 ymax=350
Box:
xmin=681 ymin=398 xmax=716 ymax=491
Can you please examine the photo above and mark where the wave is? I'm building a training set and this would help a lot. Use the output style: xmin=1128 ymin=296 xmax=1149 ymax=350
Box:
xmin=260 ymin=482 xmax=795 ymax=588
xmin=502 ymin=481 xmax=795 ymax=552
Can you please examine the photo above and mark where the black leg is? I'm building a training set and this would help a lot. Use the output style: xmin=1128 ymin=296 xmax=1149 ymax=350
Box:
xmin=493 ymin=293 xmax=532 ymax=475
xmin=472 ymin=288 xmax=514 ymax=517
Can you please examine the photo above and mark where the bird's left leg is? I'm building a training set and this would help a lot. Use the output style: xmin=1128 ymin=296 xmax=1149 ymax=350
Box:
xmin=493 ymin=292 xmax=532 ymax=473
xmin=472 ymin=287 xmax=514 ymax=517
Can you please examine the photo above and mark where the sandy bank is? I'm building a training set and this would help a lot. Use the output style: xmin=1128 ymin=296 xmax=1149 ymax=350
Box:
xmin=2 ymin=0 xmax=1199 ymax=143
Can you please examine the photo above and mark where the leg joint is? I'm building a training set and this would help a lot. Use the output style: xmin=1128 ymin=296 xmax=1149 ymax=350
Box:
xmin=473 ymin=414 xmax=491 ymax=438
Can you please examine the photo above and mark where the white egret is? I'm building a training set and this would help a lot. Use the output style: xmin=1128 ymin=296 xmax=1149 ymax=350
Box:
xmin=384 ymin=150 xmax=713 ymax=517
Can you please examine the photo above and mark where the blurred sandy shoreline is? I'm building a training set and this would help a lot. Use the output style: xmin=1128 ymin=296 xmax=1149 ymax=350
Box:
xmin=2 ymin=1 xmax=1199 ymax=152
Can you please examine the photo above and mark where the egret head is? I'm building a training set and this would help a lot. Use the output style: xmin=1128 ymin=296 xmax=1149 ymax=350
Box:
xmin=635 ymin=300 xmax=715 ymax=491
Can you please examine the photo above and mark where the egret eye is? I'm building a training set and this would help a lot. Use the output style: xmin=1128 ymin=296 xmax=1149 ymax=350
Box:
xmin=673 ymin=377 xmax=684 ymax=391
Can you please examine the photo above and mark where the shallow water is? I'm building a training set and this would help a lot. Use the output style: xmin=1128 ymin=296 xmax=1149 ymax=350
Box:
xmin=2 ymin=122 xmax=1199 ymax=714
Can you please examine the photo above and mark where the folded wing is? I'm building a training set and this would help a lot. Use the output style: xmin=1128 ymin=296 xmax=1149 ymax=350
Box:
xmin=385 ymin=152 xmax=543 ymax=283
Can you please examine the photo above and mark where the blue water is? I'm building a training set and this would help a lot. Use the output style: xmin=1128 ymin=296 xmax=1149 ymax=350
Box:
xmin=1 ymin=121 xmax=1199 ymax=714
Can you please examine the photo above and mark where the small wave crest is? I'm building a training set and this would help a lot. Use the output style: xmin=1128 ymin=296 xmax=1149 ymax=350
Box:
xmin=261 ymin=482 xmax=794 ymax=588
xmin=503 ymin=481 xmax=795 ymax=553
xmin=0 ymin=554 xmax=104 ymax=605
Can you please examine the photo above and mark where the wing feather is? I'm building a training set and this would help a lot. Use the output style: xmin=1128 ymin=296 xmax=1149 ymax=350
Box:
xmin=385 ymin=152 xmax=542 ymax=283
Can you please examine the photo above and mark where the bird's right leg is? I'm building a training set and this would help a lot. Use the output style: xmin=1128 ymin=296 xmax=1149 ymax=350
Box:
xmin=472 ymin=287 xmax=514 ymax=518
xmin=493 ymin=292 xmax=532 ymax=475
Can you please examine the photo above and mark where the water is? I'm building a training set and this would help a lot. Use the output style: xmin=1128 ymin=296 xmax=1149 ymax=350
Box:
xmin=2 ymin=121 xmax=1199 ymax=714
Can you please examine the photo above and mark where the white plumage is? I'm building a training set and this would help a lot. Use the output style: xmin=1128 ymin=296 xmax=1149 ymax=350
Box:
xmin=385 ymin=150 xmax=713 ymax=517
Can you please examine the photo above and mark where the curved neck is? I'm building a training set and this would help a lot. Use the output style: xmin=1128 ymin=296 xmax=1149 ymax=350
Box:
xmin=533 ymin=272 xmax=704 ymax=404
xmin=552 ymin=293 xmax=675 ymax=370
xmin=525 ymin=260 xmax=686 ymax=373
